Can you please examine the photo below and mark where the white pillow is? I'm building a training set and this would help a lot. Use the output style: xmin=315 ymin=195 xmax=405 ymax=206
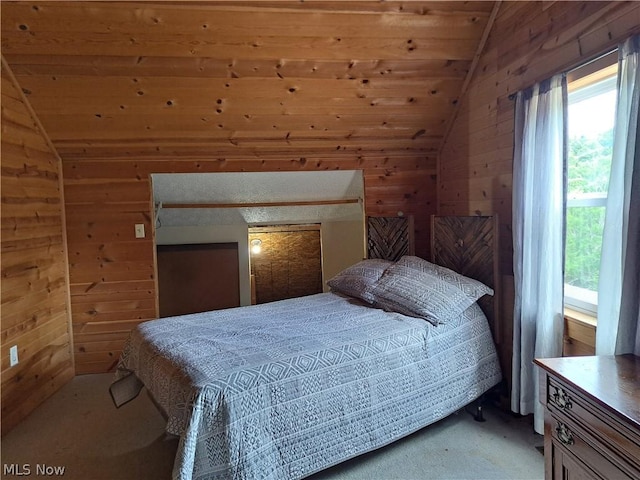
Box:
xmin=326 ymin=259 xmax=393 ymax=303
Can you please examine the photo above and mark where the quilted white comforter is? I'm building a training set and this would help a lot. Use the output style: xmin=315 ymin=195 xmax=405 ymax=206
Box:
xmin=111 ymin=292 xmax=501 ymax=480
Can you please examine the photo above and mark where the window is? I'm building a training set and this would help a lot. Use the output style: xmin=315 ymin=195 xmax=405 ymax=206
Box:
xmin=564 ymin=55 xmax=618 ymax=315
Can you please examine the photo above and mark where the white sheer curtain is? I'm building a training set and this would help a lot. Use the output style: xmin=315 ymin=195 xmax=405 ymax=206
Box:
xmin=596 ymin=35 xmax=640 ymax=356
xmin=512 ymin=75 xmax=567 ymax=434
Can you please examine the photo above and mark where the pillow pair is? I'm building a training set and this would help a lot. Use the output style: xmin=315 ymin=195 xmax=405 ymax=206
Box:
xmin=328 ymin=256 xmax=493 ymax=325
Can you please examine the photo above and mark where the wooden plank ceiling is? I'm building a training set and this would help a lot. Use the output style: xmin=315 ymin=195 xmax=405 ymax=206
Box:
xmin=1 ymin=1 xmax=496 ymax=160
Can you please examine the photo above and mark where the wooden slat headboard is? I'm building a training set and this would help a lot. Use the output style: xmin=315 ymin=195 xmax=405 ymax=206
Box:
xmin=431 ymin=215 xmax=500 ymax=339
xmin=366 ymin=216 xmax=415 ymax=262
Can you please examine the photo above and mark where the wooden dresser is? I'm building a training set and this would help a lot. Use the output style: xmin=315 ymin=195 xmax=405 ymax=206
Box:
xmin=535 ymin=355 xmax=640 ymax=480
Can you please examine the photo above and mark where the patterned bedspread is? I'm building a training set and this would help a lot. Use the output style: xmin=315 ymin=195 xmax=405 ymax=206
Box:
xmin=111 ymin=292 xmax=502 ymax=480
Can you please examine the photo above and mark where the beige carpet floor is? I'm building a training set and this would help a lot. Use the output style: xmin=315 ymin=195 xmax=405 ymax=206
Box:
xmin=1 ymin=374 xmax=544 ymax=480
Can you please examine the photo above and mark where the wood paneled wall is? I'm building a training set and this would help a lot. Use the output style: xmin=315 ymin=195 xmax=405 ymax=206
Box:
xmin=2 ymin=1 xmax=460 ymax=374
xmin=64 ymin=156 xmax=436 ymax=374
xmin=64 ymin=164 xmax=156 ymax=374
xmin=1 ymin=59 xmax=74 ymax=435
xmin=439 ymin=1 xmax=640 ymax=384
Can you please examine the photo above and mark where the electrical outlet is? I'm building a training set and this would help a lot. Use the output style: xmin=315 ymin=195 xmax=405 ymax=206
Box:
xmin=135 ymin=223 xmax=145 ymax=238
xmin=9 ymin=345 xmax=18 ymax=367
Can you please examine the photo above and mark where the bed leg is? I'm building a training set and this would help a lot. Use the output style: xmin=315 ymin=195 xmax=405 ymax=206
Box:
xmin=474 ymin=395 xmax=486 ymax=422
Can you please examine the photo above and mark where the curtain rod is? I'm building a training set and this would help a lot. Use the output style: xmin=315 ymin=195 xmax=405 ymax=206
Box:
xmin=507 ymin=48 xmax=619 ymax=102
xmin=161 ymin=198 xmax=361 ymax=209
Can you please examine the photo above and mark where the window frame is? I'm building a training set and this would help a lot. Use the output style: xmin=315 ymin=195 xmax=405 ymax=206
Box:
xmin=563 ymin=52 xmax=618 ymax=318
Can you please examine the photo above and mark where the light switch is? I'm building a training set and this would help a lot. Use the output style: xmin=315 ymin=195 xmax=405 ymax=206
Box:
xmin=9 ymin=345 xmax=18 ymax=367
xmin=135 ymin=223 xmax=145 ymax=238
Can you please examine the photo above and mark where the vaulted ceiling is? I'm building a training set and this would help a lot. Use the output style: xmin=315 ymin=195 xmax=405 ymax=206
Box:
xmin=1 ymin=1 xmax=497 ymax=160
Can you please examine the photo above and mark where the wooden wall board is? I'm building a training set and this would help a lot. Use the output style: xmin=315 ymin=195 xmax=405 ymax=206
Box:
xmin=7 ymin=56 xmax=471 ymax=82
xmin=1 ymin=2 xmax=493 ymax=34
xmin=62 ymin=155 xmax=436 ymax=176
xmin=1 ymin=347 xmax=74 ymax=423
xmin=1 ymin=59 xmax=74 ymax=435
xmin=438 ymin=0 xmax=640 ymax=393
xmin=62 ymin=166 xmax=155 ymax=373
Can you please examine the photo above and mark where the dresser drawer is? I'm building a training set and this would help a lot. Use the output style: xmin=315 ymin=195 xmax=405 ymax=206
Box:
xmin=545 ymin=376 xmax=640 ymax=474
xmin=545 ymin=412 xmax=636 ymax=480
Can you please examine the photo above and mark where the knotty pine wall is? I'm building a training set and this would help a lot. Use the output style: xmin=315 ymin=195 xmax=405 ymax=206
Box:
xmin=64 ymin=158 xmax=436 ymax=374
xmin=64 ymin=162 xmax=157 ymax=374
xmin=1 ymin=59 xmax=74 ymax=435
xmin=6 ymin=1 xmax=635 ymax=402
xmin=439 ymin=1 xmax=640 ymax=382
xmin=1 ymin=1 xmax=465 ymax=375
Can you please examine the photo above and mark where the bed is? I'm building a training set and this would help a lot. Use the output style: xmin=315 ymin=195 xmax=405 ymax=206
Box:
xmin=110 ymin=216 xmax=503 ymax=480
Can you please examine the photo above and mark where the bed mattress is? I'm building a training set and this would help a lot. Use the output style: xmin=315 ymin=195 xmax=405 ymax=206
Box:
xmin=111 ymin=292 xmax=502 ymax=480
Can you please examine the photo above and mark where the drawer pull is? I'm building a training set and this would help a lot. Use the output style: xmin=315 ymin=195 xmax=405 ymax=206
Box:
xmin=550 ymin=386 xmax=573 ymax=411
xmin=555 ymin=422 xmax=575 ymax=446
